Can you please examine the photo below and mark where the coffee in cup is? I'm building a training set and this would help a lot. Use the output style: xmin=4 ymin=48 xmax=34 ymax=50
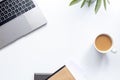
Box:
xmin=94 ymin=34 xmax=113 ymax=53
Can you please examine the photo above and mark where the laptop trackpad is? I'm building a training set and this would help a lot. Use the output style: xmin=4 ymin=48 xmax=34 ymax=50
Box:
xmin=0 ymin=15 xmax=31 ymax=48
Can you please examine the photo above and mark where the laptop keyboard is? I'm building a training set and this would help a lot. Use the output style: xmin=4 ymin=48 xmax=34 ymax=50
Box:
xmin=0 ymin=0 xmax=35 ymax=26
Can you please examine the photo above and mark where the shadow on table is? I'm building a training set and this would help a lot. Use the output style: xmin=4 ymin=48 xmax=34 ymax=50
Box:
xmin=83 ymin=44 xmax=109 ymax=73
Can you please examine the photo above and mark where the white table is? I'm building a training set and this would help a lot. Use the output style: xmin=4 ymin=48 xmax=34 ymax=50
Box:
xmin=0 ymin=0 xmax=120 ymax=80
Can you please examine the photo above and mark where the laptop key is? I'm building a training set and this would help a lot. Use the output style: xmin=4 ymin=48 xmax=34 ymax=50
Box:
xmin=4 ymin=15 xmax=8 ymax=19
xmin=15 ymin=5 xmax=18 ymax=8
xmin=8 ymin=13 xmax=11 ymax=17
xmin=1 ymin=17 xmax=4 ymax=21
xmin=31 ymin=4 xmax=35 ymax=8
xmin=1 ymin=8 xmax=5 ymax=11
xmin=12 ymin=2 xmax=15 ymax=5
xmin=11 ymin=11 xmax=15 ymax=14
xmin=11 ymin=7 xmax=15 ymax=10
xmin=5 ymin=6 xmax=9 ymax=9
xmin=4 ymin=11 xmax=7 ymax=14
xmin=24 ymin=8 xmax=28 ymax=12
xmin=5 ymin=1 xmax=9 ymax=5
xmin=8 ymin=9 xmax=11 ymax=12
xmin=1 ymin=13 xmax=4 ymax=16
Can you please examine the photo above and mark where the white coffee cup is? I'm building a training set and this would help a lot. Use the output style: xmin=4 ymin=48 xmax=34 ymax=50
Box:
xmin=94 ymin=34 xmax=114 ymax=54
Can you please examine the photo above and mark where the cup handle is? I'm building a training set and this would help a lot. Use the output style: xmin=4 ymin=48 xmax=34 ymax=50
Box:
xmin=111 ymin=48 xmax=117 ymax=54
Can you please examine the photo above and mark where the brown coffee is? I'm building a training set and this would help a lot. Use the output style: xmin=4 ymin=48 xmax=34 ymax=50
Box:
xmin=95 ymin=34 xmax=112 ymax=51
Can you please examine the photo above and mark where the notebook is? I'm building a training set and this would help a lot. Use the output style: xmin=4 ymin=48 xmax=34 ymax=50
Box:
xmin=47 ymin=65 xmax=75 ymax=80
xmin=34 ymin=73 xmax=51 ymax=80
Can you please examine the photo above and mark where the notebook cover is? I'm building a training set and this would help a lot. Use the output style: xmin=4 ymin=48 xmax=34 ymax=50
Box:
xmin=34 ymin=73 xmax=51 ymax=80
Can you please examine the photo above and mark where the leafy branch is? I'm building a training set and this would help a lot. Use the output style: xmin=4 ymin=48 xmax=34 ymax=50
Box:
xmin=69 ymin=0 xmax=110 ymax=14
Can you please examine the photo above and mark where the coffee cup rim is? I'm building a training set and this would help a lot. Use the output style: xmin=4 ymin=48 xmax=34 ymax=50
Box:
xmin=94 ymin=33 xmax=113 ymax=53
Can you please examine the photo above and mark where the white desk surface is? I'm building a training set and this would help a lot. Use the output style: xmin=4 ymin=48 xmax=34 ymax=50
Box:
xmin=0 ymin=0 xmax=120 ymax=80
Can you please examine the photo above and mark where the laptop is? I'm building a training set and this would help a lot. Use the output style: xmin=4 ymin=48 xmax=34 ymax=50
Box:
xmin=0 ymin=0 xmax=47 ymax=49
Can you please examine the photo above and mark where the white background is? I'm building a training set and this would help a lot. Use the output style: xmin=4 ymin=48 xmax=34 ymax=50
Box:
xmin=0 ymin=0 xmax=120 ymax=80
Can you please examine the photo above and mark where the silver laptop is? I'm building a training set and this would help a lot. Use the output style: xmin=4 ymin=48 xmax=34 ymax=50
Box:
xmin=0 ymin=0 xmax=47 ymax=49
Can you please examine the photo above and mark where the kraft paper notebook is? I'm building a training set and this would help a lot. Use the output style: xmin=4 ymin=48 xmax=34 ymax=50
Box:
xmin=47 ymin=65 xmax=75 ymax=80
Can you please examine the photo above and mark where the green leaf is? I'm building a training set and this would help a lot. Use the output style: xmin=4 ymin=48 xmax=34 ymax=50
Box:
xmin=107 ymin=0 xmax=110 ymax=4
xmin=69 ymin=0 xmax=82 ymax=6
xmin=81 ymin=0 xmax=87 ymax=8
xmin=88 ymin=0 xmax=92 ymax=7
xmin=95 ymin=0 xmax=102 ymax=14
xmin=103 ymin=0 xmax=106 ymax=10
